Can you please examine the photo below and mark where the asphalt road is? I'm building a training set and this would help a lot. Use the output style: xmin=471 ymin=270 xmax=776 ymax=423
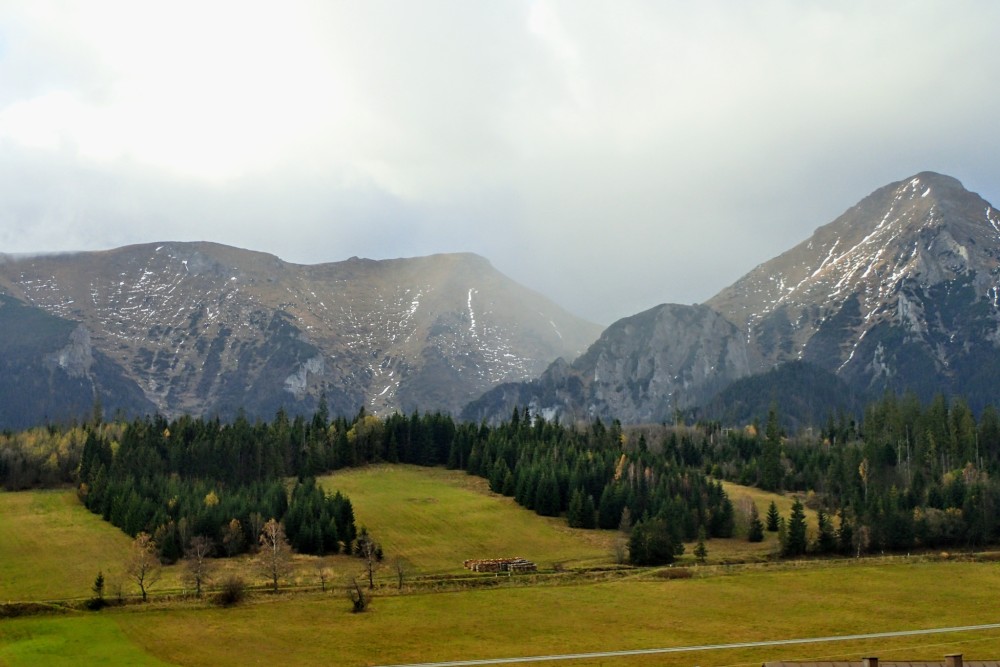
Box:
xmin=374 ymin=622 xmax=1000 ymax=667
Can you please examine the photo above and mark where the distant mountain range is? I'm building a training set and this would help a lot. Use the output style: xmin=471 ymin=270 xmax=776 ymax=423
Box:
xmin=0 ymin=245 xmax=601 ymax=429
xmin=466 ymin=172 xmax=1000 ymax=425
xmin=4 ymin=171 xmax=998 ymax=431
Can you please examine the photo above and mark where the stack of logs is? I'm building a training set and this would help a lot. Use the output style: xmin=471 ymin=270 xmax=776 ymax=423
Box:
xmin=463 ymin=557 xmax=537 ymax=573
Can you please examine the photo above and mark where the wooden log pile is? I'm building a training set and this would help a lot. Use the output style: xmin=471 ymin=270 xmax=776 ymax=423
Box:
xmin=463 ymin=557 xmax=537 ymax=573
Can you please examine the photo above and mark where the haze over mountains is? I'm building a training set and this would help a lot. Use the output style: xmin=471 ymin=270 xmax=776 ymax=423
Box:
xmin=0 ymin=245 xmax=601 ymax=429
xmin=466 ymin=172 xmax=1000 ymax=424
xmin=3 ymin=171 xmax=999 ymax=430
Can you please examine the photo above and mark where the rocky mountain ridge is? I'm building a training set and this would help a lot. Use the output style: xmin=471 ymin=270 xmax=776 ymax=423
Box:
xmin=467 ymin=172 xmax=1000 ymax=424
xmin=0 ymin=244 xmax=602 ymax=427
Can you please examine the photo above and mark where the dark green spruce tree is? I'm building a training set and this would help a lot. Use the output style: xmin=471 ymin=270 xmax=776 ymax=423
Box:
xmin=782 ymin=498 xmax=808 ymax=557
xmin=747 ymin=503 xmax=765 ymax=543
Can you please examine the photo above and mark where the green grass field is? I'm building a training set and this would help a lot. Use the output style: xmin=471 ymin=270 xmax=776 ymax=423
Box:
xmin=58 ymin=560 xmax=1000 ymax=666
xmin=319 ymin=465 xmax=615 ymax=573
xmin=4 ymin=468 xmax=1000 ymax=666
xmin=0 ymin=614 xmax=175 ymax=667
xmin=0 ymin=489 xmax=137 ymax=602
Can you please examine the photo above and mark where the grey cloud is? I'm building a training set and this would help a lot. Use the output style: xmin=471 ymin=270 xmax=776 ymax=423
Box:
xmin=1 ymin=2 xmax=999 ymax=325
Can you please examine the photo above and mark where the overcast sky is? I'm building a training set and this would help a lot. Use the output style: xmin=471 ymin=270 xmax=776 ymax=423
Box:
xmin=2 ymin=1 xmax=999 ymax=325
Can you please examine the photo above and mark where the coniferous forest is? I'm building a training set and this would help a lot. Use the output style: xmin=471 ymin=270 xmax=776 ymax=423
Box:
xmin=4 ymin=390 xmax=1000 ymax=565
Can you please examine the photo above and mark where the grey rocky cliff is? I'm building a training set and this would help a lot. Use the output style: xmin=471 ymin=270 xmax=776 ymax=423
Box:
xmin=45 ymin=325 xmax=94 ymax=377
xmin=468 ymin=172 xmax=1000 ymax=424
xmin=0 ymin=243 xmax=602 ymax=422
xmin=464 ymin=303 xmax=761 ymax=424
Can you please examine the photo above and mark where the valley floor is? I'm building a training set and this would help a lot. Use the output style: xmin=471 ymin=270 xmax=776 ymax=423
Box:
xmin=3 ymin=467 xmax=1000 ymax=666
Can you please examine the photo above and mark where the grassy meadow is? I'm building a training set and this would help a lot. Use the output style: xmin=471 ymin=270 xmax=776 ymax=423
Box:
xmin=0 ymin=489 xmax=136 ymax=602
xmin=5 ymin=560 xmax=1000 ymax=666
xmin=3 ymin=466 xmax=1000 ymax=666
xmin=319 ymin=465 xmax=614 ymax=573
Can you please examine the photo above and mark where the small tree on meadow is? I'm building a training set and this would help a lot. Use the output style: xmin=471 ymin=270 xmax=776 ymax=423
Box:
xmin=765 ymin=501 xmax=780 ymax=532
xmin=317 ymin=564 xmax=333 ymax=593
xmin=694 ymin=526 xmax=708 ymax=564
xmin=258 ymin=518 xmax=292 ymax=593
xmin=747 ymin=503 xmax=765 ymax=543
xmin=125 ymin=532 xmax=162 ymax=602
xmin=92 ymin=570 xmax=105 ymax=602
xmin=88 ymin=570 xmax=106 ymax=610
xmin=354 ymin=527 xmax=382 ymax=590
xmin=392 ymin=557 xmax=410 ymax=591
xmin=183 ymin=535 xmax=215 ymax=598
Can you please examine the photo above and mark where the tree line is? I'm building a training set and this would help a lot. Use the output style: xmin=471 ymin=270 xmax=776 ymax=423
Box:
xmin=683 ymin=391 xmax=1000 ymax=553
xmin=65 ymin=403 xmax=731 ymax=566
xmin=9 ymin=388 xmax=1000 ymax=566
xmin=75 ymin=410 xmax=359 ymax=563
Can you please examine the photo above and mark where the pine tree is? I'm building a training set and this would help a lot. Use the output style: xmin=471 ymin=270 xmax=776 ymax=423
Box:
xmin=534 ymin=471 xmax=561 ymax=517
xmin=747 ymin=503 xmax=765 ymax=543
xmin=782 ymin=499 xmax=808 ymax=557
xmin=765 ymin=501 xmax=780 ymax=532
xmin=814 ymin=508 xmax=837 ymax=554
xmin=760 ymin=405 xmax=784 ymax=491
xmin=581 ymin=493 xmax=597 ymax=529
xmin=92 ymin=571 xmax=105 ymax=602
xmin=567 ymin=488 xmax=586 ymax=528
xmin=836 ymin=510 xmax=854 ymax=555
xmin=694 ymin=526 xmax=708 ymax=564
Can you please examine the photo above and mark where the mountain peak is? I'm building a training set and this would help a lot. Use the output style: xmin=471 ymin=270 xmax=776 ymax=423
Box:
xmin=468 ymin=172 xmax=1000 ymax=426
xmin=880 ymin=171 xmax=969 ymax=210
xmin=704 ymin=171 xmax=1000 ymax=403
xmin=0 ymin=242 xmax=602 ymax=426
xmin=908 ymin=170 xmax=963 ymax=188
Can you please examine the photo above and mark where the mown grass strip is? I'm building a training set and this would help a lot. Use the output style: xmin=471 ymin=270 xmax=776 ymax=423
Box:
xmin=108 ymin=560 xmax=1000 ymax=667
xmin=319 ymin=465 xmax=613 ymax=574
xmin=0 ymin=614 xmax=175 ymax=666
xmin=0 ymin=489 xmax=135 ymax=602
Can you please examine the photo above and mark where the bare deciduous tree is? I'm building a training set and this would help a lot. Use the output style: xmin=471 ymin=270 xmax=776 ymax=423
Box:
xmin=348 ymin=577 xmax=368 ymax=613
xmin=125 ymin=532 xmax=162 ymax=602
xmin=316 ymin=563 xmax=332 ymax=592
xmin=257 ymin=518 xmax=292 ymax=593
xmin=612 ymin=536 xmax=628 ymax=565
xmin=354 ymin=528 xmax=382 ymax=590
xmin=392 ymin=557 xmax=409 ymax=591
xmin=183 ymin=535 xmax=215 ymax=598
xmin=222 ymin=518 xmax=245 ymax=557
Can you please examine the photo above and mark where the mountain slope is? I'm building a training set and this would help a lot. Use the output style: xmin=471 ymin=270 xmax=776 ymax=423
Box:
xmin=463 ymin=303 xmax=760 ymax=424
xmin=0 ymin=294 xmax=155 ymax=429
xmin=468 ymin=172 xmax=1000 ymax=425
xmin=707 ymin=171 xmax=1000 ymax=403
xmin=691 ymin=360 xmax=866 ymax=432
xmin=0 ymin=244 xmax=601 ymax=424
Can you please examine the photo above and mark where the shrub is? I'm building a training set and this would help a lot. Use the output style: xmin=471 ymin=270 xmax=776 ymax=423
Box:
xmin=85 ymin=597 xmax=108 ymax=611
xmin=214 ymin=575 xmax=247 ymax=607
xmin=653 ymin=567 xmax=693 ymax=580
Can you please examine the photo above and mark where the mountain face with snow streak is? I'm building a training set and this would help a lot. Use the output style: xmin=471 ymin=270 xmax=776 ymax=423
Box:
xmin=462 ymin=303 xmax=760 ymax=424
xmin=468 ymin=172 xmax=1000 ymax=424
xmin=0 ymin=244 xmax=601 ymax=427
xmin=708 ymin=171 xmax=1000 ymax=403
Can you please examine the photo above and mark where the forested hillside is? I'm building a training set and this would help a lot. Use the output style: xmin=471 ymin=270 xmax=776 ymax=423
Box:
xmin=5 ymin=388 xmax=1000 ymax=565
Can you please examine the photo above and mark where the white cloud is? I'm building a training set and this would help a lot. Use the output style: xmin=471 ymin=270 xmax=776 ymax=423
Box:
xmin=2 ymin=1 xmax=1000 ymax=323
